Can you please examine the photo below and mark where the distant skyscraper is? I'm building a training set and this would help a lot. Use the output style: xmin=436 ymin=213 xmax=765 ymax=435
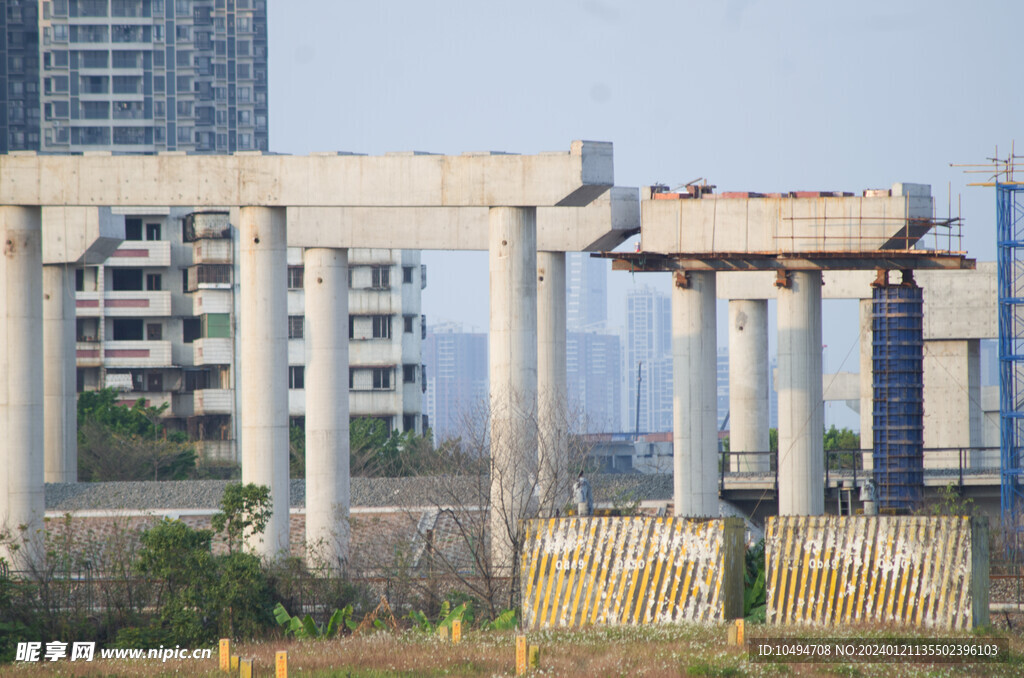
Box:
xmin=567 ymin=331 xmax=621 ymax=433
xmin=717 ymin=346 xmax=729 ymax=429
xmin=423 ymin=323 xmax=489 ymax=440
xmin=0 ymin=1 xmax=40 ymax=152
xmin=626 ymin=285 xmax=673 ymax=433
xmin=2 ymin=0 xmax=268 ymax=153
xmin=566 ymin=252 xmax=608 ymax=332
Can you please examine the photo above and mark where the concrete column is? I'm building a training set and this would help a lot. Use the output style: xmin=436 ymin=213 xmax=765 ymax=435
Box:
xmin=777 ymin=271 xmax=824 ymax=515
xmin=43 ymin=264 xmax=77 ymax=483
xmin=1 ymin=207 xmax=44 ymax=564
xmin=923 ymin=339 xmax=981 ymax=468
xmin=239 ymin=206 xmax=289 ymax=558
xmin=859 ymin=299 xmax=874 ymax=472
xmin=537 ymin=250 xmax=567 ymax=516
xmin=303 ymin=248 xmax=350 ymax=567
xmin=728 ymin=299 xmax=769 ymax=472
xmin=489 ymin=207 xmax=538 ymax=569
xmin=672 ymin=271 xmax=718 ymax=517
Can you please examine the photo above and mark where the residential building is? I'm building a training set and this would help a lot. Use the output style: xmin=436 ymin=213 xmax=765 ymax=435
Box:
xmin=566 ymin=251 xmax=607 ymax=332
xmin=75 ymin=209 xmax=429 ymax=464
xmin=625 ymin=285 xmax=673 ymax=433
xmin=423 ymin=322 xmax=488 ymax=441
xmin=567 ymin=331 xmax=621 ymax=433
xmin=3 ymin=0 xmax=268 ymax=153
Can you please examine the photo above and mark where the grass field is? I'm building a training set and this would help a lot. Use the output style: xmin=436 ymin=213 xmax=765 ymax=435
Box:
xmin=5 ymin=625 xmax=1024 ymax=677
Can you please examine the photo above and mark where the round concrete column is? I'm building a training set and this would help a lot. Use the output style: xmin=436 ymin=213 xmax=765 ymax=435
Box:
xmin=1 ymin=206 xmax=44 ymax=563
xmin=672 ymin=271 xmax=718 ymax=517
xmin=537 ymin=250 xmax=567 ymax=516
xmin=777 ymin=270 xmax=824 ymax=515
xmin=728 ymin=299 xmax=769 ymax=472
xmin=43 ymin=264 xmax=77 ymax=483
xmin=489 ymin=207 xmax=538 ymax=570
xmin=239 ymin=206 xmax=290 ymax=558
xmin=858 ymin=298 xmax=874 ymax=473
xmin=303 ymin=248 xmax=350 ymax=567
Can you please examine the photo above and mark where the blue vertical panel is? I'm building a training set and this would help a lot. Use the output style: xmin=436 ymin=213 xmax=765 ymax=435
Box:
xmin=872 ymin=284 xmax=924 ymax=511
xmin=998 ymin=184 xmax=1024 ymax=551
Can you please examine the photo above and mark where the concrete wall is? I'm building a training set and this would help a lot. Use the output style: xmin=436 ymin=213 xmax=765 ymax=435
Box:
xmin=520 ymin=516 xmax=744 ymax=628
xmin=766 ymin=515 xmax=989 ymax=630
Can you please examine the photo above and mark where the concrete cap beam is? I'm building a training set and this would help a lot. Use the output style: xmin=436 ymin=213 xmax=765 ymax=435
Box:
xmin=42 ymin=207 xmax=124 ymax=265
xmin=0 ymin=141 xmax=612 ymax=209
xmin=286 ymin=186 xmax=639 ymax=251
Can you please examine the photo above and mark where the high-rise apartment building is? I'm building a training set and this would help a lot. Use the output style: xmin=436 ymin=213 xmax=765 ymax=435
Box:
xmin=566 ymin=252 xmax=607 ymax=332
xmin=625 ymin=285 xmax=673 ymax=433
xmin=2 ymin=0 xmax=268 ymax=153
xmin=422 ymin=322 xmax=488 ymax=441
xmin=567 ymin=331 xmax=621 ymax=433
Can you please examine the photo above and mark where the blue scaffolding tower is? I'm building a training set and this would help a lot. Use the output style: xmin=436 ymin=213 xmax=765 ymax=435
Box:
xmin=998 ymin=182 xmax=1024 ymax=549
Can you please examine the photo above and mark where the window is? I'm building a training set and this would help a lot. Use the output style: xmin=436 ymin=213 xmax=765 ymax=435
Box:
xmin=404 ymin=315 xmax=414 ymax=334
xmin=403 ymin=415 xmax=416 ymax=433
xmin=146 ymin=222 xmax=161 ymax=240
xmin=421 ymin=364 xmax=427 ymax=393
xmin=75 ymin=269 xmax=85 ymax=292
xmin=373 ymin=315 xmax=391 ymax=339
xmin=372 ymin=367 xmax=391 ymax=390
xmin=112 ymin=318 xmax=144 ymax=341
xmin=177 ymin=125 xmax=193 ymax=143
xmin=146 ymin=273 xmax=162 ymax=291
xmin=111 ymin=268 xmax=143 ymax=291
xmin=176 ymin=99 xmax=193 ymax=116
xmin=182 ymin=269 xmax=188 ymax=293
xmin=203 ymin=313 xmax=230 ymax=338
xmin=289 ymin=366 xmax=304 ymax=390
xmin=403 ymin=364 xmax=417 ymax=384
xmin=288 ymin=315 xmax=303 ymax=340
xmin=147 ymin=323 xmax=162 ymax=340
xmin=125 ymin=218 xmax=143 ymax=240
xmin=287 ymin=266 xmax=303 ymax=289
xmin=371 ymin=266 xmax=390 ymax=289
xmin=182 ymin=318 xmax=201 ymax=343
xmin=403 ymin=266 xmax=414 ymax=284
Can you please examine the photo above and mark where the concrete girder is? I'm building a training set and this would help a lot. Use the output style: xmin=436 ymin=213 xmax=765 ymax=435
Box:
xmin=0 ymin=142 xmax=612 ymax=208
xmin=42 ymin=207 xmax=124 ymax=265
xmin=640 ymin=183 xmax=932 ymax=255
xmin=285 ymin=186 xmax=639 ymax=251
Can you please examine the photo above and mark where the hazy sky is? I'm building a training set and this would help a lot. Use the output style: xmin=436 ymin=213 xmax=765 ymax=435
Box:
xmin=267 ymin=1 xmax=1022 ymax=428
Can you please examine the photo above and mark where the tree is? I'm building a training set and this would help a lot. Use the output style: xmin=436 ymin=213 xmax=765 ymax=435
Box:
xmin=823 ymin=425 xmax=859 ymax=452
xmin=211 ymin=483 xmax=273 ymax=554
xmin=291 ymin=417 xmax=439 ymax=479
xmin=77 ymin=388 xmax=196 ymax=481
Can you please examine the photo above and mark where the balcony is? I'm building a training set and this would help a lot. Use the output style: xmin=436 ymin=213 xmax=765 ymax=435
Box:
xmin=191 ymin=238 xmax=232 ymax=263
xmin=104 ymin=290 xmax=172 ymax=317
xmin=194 ymin=389 xmax=233 ymax=416
xmin=193 ymin=337 xmax=232 ymax=365
xmin=103 ymin=340 xmax=173 ymax=368
xmin=75 ymin=291 xmax=102 ymax=317
xmin=75 ymin=340 xmax=102 ymax=367
xmin=192 ymin=289 xmax=232 ymax=315
xmin=106 ymin=240 xmax=171 ymax=267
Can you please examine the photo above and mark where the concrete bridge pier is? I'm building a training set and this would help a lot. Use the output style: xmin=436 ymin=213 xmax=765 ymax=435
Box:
xmin=537 ymin=250 xmax=567 ymax=517
xmin=672 ymin=270 xmax=718 ymax=517
xmin=1 ymin=206 xmax=44 ymax=563
xmin=239 ymin=206 xmax=290 ymax=558
xmin=777 ymin=270 xmax=824 ymax=515
xmin=43 ymin=264 xmax=78 ymax=483
xmin=489 ymin=207 xmax=538 ymax=569
xmin=303 ymin=247 xmax=350 ymax=567
xmin=728 ymin=299 xmax=770 ymax=472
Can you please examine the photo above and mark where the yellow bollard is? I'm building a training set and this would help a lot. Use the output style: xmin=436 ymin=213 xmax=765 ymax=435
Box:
xmin=452 ymin=619 xmax=462 ymax=644
xmin=528 ymin=645 xmax=540 ymax=670
xmin=230 ymin=654 xmax=240 ymax=671
xmin=275 ymin=651 xmax=288 ymax=678
xmin=515 ymin=635 xmax=527 ymax=675
xmin=438 ymin=625 xmax=449 ymax=641
xmin=239 ymin=657 xmax=253 ymax=678
xmin=728 ymin=618 xmax=745 ymax=646
xmin=219 ymin=639 xmax=231 ymax=672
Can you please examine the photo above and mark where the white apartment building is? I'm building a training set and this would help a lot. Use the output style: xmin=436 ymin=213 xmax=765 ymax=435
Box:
xmin=75 ymin=210 xmax=427 ymax=465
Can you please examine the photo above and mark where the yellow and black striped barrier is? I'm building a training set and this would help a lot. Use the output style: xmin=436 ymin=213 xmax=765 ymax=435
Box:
xmin=520 ymin=516 xmax=744 ymax=629
xmin=765 ymin=515 xmax=989 ymax=630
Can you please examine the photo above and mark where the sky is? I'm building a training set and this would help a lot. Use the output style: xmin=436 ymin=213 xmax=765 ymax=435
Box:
xmin=267 ymin=1 xmax=1022 ymax=430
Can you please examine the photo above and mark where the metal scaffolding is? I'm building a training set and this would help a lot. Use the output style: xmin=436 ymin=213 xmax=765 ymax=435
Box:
xmin=998 ymin=182 xmax=1024 ymax=548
